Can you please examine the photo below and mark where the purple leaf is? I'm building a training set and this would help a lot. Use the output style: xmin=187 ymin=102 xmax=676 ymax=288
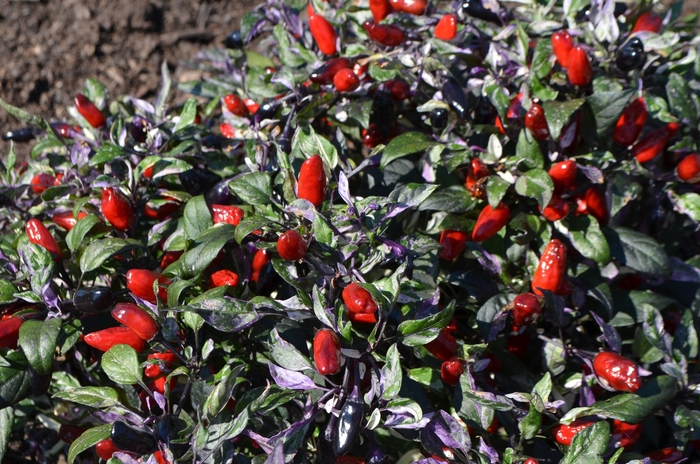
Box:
xmin=590 ymin=310 xmax=622 ymax=353
xmin=264 ymin=442 xmax=285 ymax=464
xmin=268 ymin=363 xmax=320 ymax=390
xmin=70 ymin=141 xmax=91 ymax=168
xmin=477 ymin=437 xmax=499 ymax=463
xmin=420 ymin=410 xmax=471 ymax=459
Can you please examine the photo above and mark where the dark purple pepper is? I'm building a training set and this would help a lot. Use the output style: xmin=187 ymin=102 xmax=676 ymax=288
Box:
xmin=371 ymin=88 xmax=394 ymax=139
xmin=616 ymin=37 xmax=646 ymax=72
xmin=442 ymin=79 xmax=468 ymax=119
xmin=461 ymin=0 xmax=501 ymax=23
xmin=430 ymin=108 xmax=448 ymax=131
xmin=206 ymin=178 xmax=234 ymax=205
xmin=72 ymin=287 xmax=114 ymax=313
xmin=310 ymin=58 xmax=353 ymax=85
xmin=333 ymin=363 xmax=365 ymax=456
xmin=255 ymin=99 xmax=281 ymax=122
xmin=224 ymin=30 xmax=244 ymax=49
xmin=179 ymin=169 xmax=223 ymax=196
xmin=2 ymin=127 xmax=38 ymax=142
xmin=110 ymin=421 xmax=157 ymax=455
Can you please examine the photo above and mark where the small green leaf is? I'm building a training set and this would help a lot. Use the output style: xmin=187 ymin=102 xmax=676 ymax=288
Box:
xmin=18 ymin=318 xmax=61 ymax=375
xmin=53 ymin=387 xmax=121 ymax=408
xmin=666 ymin=72 xmax=698 ymax=124
xmin=67 ymin=424 xmax=111 ymax=464
xmin=173 ymin=97 xmax=198 ymax=133
xmin=66 ymin=215 xmax=103 ymax=252
xmin=515 ymin=168 xmax=554 ymax=210
xmin=101 ymin=344 xmax=141 ymax=385
xmin=381 ymin=132 xmax=433 ymax=170
xmin=235 ymin=215 xmax=274 ymax=244
xmin=381 ymin=344 xmax=402 ymax=400
xmin=515 ymin=129 xmax=544 ymax=169
xmin=184 ymin=195 xmax=214 ymax=241
xmin=418 ymin=186 xmax=477 ymax=213
xmin=532 ymin=40 xmax=553 ymax=79
xmin=586 ymin=90 xmax=635 ymax=137
xmin=555 ymin=215 xmax=611 ymax=264
xmin=603 ymin=227 xmax=671 ymax=277
xmin=79 ymin=238 xmax=139 ymax=274
xmin=542 ymin=99 xmax=584 ymax=140
xmin=486 ymin=175 xmax=511 ymax=209
xmin=229 ymin=173 xmax=272 ymax=206
xmin=203 ymin=365 xmax=244 ymax=420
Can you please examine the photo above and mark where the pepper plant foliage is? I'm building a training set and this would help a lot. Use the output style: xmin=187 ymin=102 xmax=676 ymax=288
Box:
xmin=1 ymin=0 xmax=700 ymax=462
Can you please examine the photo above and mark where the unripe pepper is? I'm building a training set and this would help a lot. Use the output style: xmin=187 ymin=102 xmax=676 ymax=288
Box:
xmin=2 ymin=127 xmax=37 ymax=143
xmin=370 ymin=0 xmax=393 ymax=21
xmin=424 ymin=328 xmax=457 ymax=361
xmin=277 ymin=230 xmax=308 ymax=261
xmin=531 ymin=239 xmax=567 ymax=297
xmin=71 ymin=287 xmax=114 ymax=313
xmin=0 ymin=316 xmax=24 ymax=349
xmin=310 ymin=58 xmax=352 ymax=85
xmin=435 ymin=14 xmax=458 ymax=41
xmin=126 ymin=269 xmax=170 ymax=304
xmin=30 ymin=173 xmax=57 ymax=194
xmin=431 ymin=108 xmax=448 ymax=131
xmin=613 ymin=98 xmax=647 ymax=146
xmin=592 ymin=351 xmax=641 ymax=392
xmin=442 ymin=79 xmax=468 ymax=119
xmin=440 ymin=356 xmax=466 ymax=386
xmin=297 ymin=154 xmax=327 ymax=207
xmin=223 ymin=94 xmax=249 ymax=117
xmin=512 ymin=293 xmax=542 ymax=326
xmin=75 ymin=94 xmax=106 ymax=128
xmin=362 ymin=21 xmax=405 ymax=46
xmin=548 ymin=160 xmax=577 ymax=193
xmin=95 ymin=438 xmax=118 ymax=461
xmin=343 ymin=283 xmax=378 ymax=323
xmin=553 ymin=419 xmax=596 ymax=446
xmin=26 ymin=219 xmax=61 ymax=261
xmin=52 ymin=211 xmax=88 ymax=231
xmin=334 ymin=367 xmax=365 ymax=455
xmin=540 ymin=195 xmax=570 ymax=221
xmin=209 ymin=269 xmax=239 ymax=288
xmin=632 ymin=11 xmax=662 ymax=33
xmin=313 ymin=328 xmax=342 ymax=375
xmin=567 ymin=47 xmax=593 ymax=86
xmin=389 ymin=0 xmax=426 ymax=15
xmin=551 ymin=30 xmax=574 ymax=67
xmin=144 ymin=351 xmax=178 ymax=378
xmin=111 ymin=302 xmax=158 ymax=341
xmin=472 ymin=203 xmax=510 ymax=242
xmin=84 ymin=326 xmax=147 ymax=352
xmin=611 ymin=420 xmax=643 ymax=450
xmin=101 ymin=187 xmax=135 ymax=231
xmin=632 ymin=122 xmax=679 ymax=163
xmin=309 ymin=14 xmax=338 ymax=55
xmin=211 ymin=204 xmax=244 ymax=226
xmin=439 ymin=230 xmax=469 ymax=260
xmin=677 ymin=153 xmax=700 ymax=183
xmin=525 ymin=103 xmax=550 ymax=140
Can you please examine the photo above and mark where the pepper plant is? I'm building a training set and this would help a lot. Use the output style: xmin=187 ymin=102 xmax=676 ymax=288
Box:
xmin=1 ymin=0 xmax=700 ymax=462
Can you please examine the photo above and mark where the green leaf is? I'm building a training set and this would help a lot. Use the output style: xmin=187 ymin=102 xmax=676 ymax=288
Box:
xmin=486 ymin=176 xmax=511 ymax=209
xmin=18 ymin=318 xmax=61 ymax=375
xmin=0 ymin=407 xmax=13 ymax=463
xmin=0 ymin=281 xmax=17 ymax=304
xmin=53 ymin=387 xmax=121 ymax=408
xmin=531 ymin=40 xmax=553 ymax=79
xmin=173 ymin=97 xmax=198 ymax=133
xmin=184 ymin=195 xmax=214 ymax=241
xmin=235 ymin=215 xmax=274 ymax=244
xmin=542 ymin=99 xmax=584 ymax=140
xmin=229 ymin=173 xmax=272 ymax=206
xmin=554 ymin=215 xmax=611 ymax=264
xmin=66 ymin=215 xmax=103 ymax=252
xmin=0 ymin=353 xmax=30 ymax=409
xmin=603 ymin=227 xmax=671 ymax=277
xmin=418 ymin=186 xmax=476 ymax=213
xmin=515 ymin=129 xmax=544 ymax=169
xmin=561 ymin=421 xmax=609 ymax=464
xmin=203 ymin=365 xmax=244 ymax=420
xmin=674 ymin=192 xmax=700 ymax=221
xmin=0 ymin=96 xmax=55 ymax=136
xmin=175 ymin=224 xmax=235 ymax=277
xmin=101 ymin=344 xmax=141 ymax=384
xmin=398 ymin=301 xmax=455 ymax=337
xmin=67 ymin=424 xmax=111 ymax=464
xmin=388 ymin=183 xmax=439 ymax=211
xmin=666 ymin=72 xmax=698 ymax=124
xmin=293 ymin=122 xmax=339 ymax=169
xmin=518 ymin=398 xmax=542 ymax=439
xmin=515 ymin=168 xmax=554 ymax=210
xmin=381 ymin=344 xmax=403 ymax=400
xmin=673 ymin=310 xmax=699 ymax=360
xmin=79 ymin=238 xmax=139 ymax=274
xmin=89 ymin=144 xmax=124 ymax=167
xmin=380 ymin=132 xmax=433 ymax=170
xmin=586 ymin=90 xmax=635 ymax=137
xmin=313 ymin=213 xmax=334 ymax=246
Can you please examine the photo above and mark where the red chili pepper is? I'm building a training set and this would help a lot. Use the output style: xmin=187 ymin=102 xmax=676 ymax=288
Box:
xmin=370 ymin=0 xmax=393 ymax=21
xmin=309 ymin=14 xmax=338 ymax=55
xmin=220 ymin=123 xmax=236 ymax=139
xmin=101 ymin=187 xmax=135 ymax=231
xmin=567 ymin=47 xmax=593 ymax=86
xmin=75 ymin=94 xmax=106 ymax=128
xmin=277 ymin=230 xmax=308 ymax=261
xmin=353 ymin=62 xmax=369 ymax=78
xmin=126 ymin=269 xmax=170 ymax=304
xmin=385 ymin=79 xmax=411 ymax=101
xmin=424 ymin=328 xmax=457 ymax=361
xmin=310 ymin=58 xmax=352 ymax=85
xmin=646 ymin=448 xmax=683 ymax=463
xmin=465 ymin=158 xmax=490 ymax=195
xmin=472 ymin=202 xmax=510 ymax=242
xmin=677 ymin=153 xmax=700 ymax=183
xmin=439 ymin=230 xmax=469 ymax=260
xmin=160 ymin=250 xmax=183 ymax=269
xmin=243 ymin=98 xmax=260 ymax=114
xmin=506 ymin=92 xmax=524 ymax=119
xmin=333 ymin=68 xmax=360 ymax=93
xmin=211 ymin=204 xmax=244 ymax=226
xmin=435 ymin=14 xmax=458 ymax=41
xmin=440 ymin=356 xmax=465 ymax=386
xmin=495 ymin=115 xmax=505 ymax=134
xmin=540 ymin=195 xmax=570 ymax=221
xmin=30 ymin=173 xmax=57 ymax=194
xmin=512 ymin=293 xmax=542 ymax=326
xmin=593 ymin=351 xmax=641 ymax=392
xmin=111 ymin=302 xmax=158 ymax=341
xmin=551 ymin=30 xmax=574 ymax=67
xmin=531 ymin=239 xmax=567 ymax=297
xmin=632 ymin=11 xmax=663 ymax=33
xmin=548 ymin=160 xmax=577 ymax=193
xmin=525 ymin=103 xmax=550 ymax=140
xmin=251 ymin=249 xmax=272 ymax=282
xmin=209 ymin=269 xmax=239 ymax=288
xmin=52 ymin=211 xmax=88 ymax=231
xmin=611 ymin=420 xmax=643 ymax=450
xmin=362 ymin=124 xmax=384 ymax=148
xmin=144 ymin=351 xmax=178 ymax=378
xmin=143 ymin=165 xmax=154 ymax=179
xmin=362 ymin=21 xmax=405 ymax=46
xmin=26 ymin=218 xmax=61 ymax=261
xmin=223 ymin=94 xmax=249 ymax=117
xmin=297 ymin=154 xmax=327 ymax=207
xmin=342 ymin=283 xmax=378 ymax=322
xmin=95 ymin=438 xmax=119 ymax=460
xmin=578 ymin=185 xmax=608 ymax=224
xmin=613 ymin=98 xmax=647 ymax=146
xmin=153 ymin=450 xmax=171 ymax=464
xmin=389 ymin=0 xmax=426 ymax=14
xmin=633 ymin=122 xmax=679 ymax=163
xmin=523 ymin=458 xmax=539 ymax=464
xmin=151 ymin=375 xmax=176 ymax=395
xmin=58 ymin=425 xmax=87 ymax=445
xmin=507 ymin=328 xmax=531 ymax=357
xmin=335 ymin=457 xmax=365 ymax=464
xmin=553 ymin=419 xmax=596 ymax=446
xmin=0 ymin=316 xmax=24 ymax=349
xmin=313 ymin=328 xmax=342 ymax=375
xmin=84 ymin=326 xmax=147 ymax=353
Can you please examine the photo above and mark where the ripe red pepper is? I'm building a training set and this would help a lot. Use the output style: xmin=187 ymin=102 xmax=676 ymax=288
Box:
xmin=613 ymin=98 xmax=647 ymax=146
xmin=593 ymin=351 xmax=641 ymax=392
xmin=313 ymin=328 xmax=342 ymax=375
xmin=160 ymin=250 xmax=183 ymax=269
xmin=111 ymin=302 xmax=158 ymax=341
xmin=223 ymin=94 xmax=249 ymax=117
xmin=297 ymin=154 xmax=327 ymax=207
xmin=211 ymin=204 xmax=244 ymax=226
xmin=310 ymin=58 xmax=352 ymax=85
xmin=276 ymin=230 xmax=308 ymax=261
xmin=472 ymin=202 xmax=510 ymax=242
xmin=26 ymin=218 xmax=61 ymax=261
xmin=309 ymin=14 xmax=338 ymax=55
xmin=151 ymin=375 xmax=176 ymax=395
xmin=209 ymin=269 xmax=239 ymax=288
xmin=531 ymin=239 xmax=567 ymax=297
xmin=362 ymin=21 xmax=405 ymax=46
xmin=333 ymin=68 xmax=360 ymax=92
xmin=30 ymin=173 xmax=57 ymax=194
xmin=126 ymin=269 xmax=170 ymax=304
xmin=567 ymin=47 xmax=593 ymax=86
xmin=84 ymin=326 xmax=147 ymax=353
xmin=0 ymin=316 xmax=24 ymax=349
xmin=632 ymin=11 xmax=663 ymax=33
xmin=632 ymin=122 xmax=679 ymax=163
xmin=95 ymin=438 xmax=119 ymax=460
xmin=153 ymin=450 xmax=171 ymax=464
xmin=465 ymin=158 xmax=490 ymax=195
xmin=52 ymin=211 xmax=88 ymax=231
xmin=507 ymin=328 xmax=531 ymax=357
xmin=506 ymin=92 xmax=524 ymax=119
xmin=244 ymin=98 xmax=260 ymax=114
xmin=385 ymin=79 xmax=411 ymax=101
xmin=553 ymin=419 xmax=596 ymax=446
xmin=144 ymin=351 xmax=178 ymax=378
xmin=577 ymin=186 xmax=608 ymax=224
xmin=440 ymin=356 xmax=465 ymax=386
xmin=389 ymin=0 xmax=426 ymax=14
xmin=523 ymin=459 xmax=539 ymax=464
xmin=75 ymin=94 xmax=106 ymax=128
xmin=611 ymin=420 xmax=643 ymax=450
xmin=370 ymin=0 xmax=393 ymax=21
xmin=677 ymin=153 xmax=700 ymax=183
xmin=646 ymin=448 xmax=683 ymax=463
xmin=220 ymin=123 xmax=236 ymax=139
xmin=548 ymin=160 xmax=577 ymax=193
xmin=342 ymin=283 xmax=378 ymax=323
xmin=101 ymin=187 xmax=135 ymax=231
xmin=512 ymin=293 xmax=542 ymax=326
xmin=335 ymin=457 xmax=365 ymax=464
xmin=435 ymin=14 xmax=458 ymax=41
xmin=439 ymin=230 xmax=469 ymax=260
xmin=541 ymin=195 xmax=570 ymax=221
xmin=424 ymin=328 xmax=457 ymax=361
xmin=251 ymin=249 xmax=272 ymax=282
xmin=525 ymin=103 xmax=550 ymax=140
xmin=551 ymin=30 xmax=574 ymax=67
xmin=362 ymin=124 xmax=384 ymax=148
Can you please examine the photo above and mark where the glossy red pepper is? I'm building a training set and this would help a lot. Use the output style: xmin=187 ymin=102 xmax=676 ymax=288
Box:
xmin=244 ymin=98 xmax=260 ymax=114
xmin=611 ymin=420 xmax=643 ymax=450
xmin=633 ymin=122 xmax=679 ymax=163
xmin=646 ymin=448 xmax=683 ymax=463
xmin=297 ymin=154 xmax=327 ymax=207
xmin=541 ymin=195 xmax=570 ymax=221
xmin=435 ymin=14 xmax=458 ymax=41
xmin=472 ymin=203 xmax=510 ymax=242
xmin=525 ymin=103 xmax=550 ymax=140
xmin=553 ymin=419 xmax=596 ymax=446
xmin=677 ymin=153 xmax=700 ymax=183
xmin=440 ymin=356 xmax=465 ymax=385
xmin=251 ymin=249 xmax=272 ymax=282
xmin=144 ymin=351 xmax=178 ymax=378
xmin=310 ymin=58 xmax=352 ymax=85
xmin=101 ymin=187 xmax=135 ymax=231
xmin=211 ymin=204 xmax=244 ymax=226
xmin=309 ymin=14 xmax=338 ymax=55
xmin=333 ymin=68 xmax=361 ymax=92
xmin=160 ymin=250 xmax=183 ymax=269
xmin=84 ymin=326 xmax=147 ymax=353
xmin=369 ymin=0 xmax=393 ymax=21
xmin=30 ymin=173 xmax=57 ymax=194
xmin=551 ymin=30 xmax=574 ymax=67
xmin=439 ymin=230 xmax=469 ymax=260
xmin=362 ymin=21 xmax=405 ymax=46
xmin=343 ymin=283 xmax=378 ymax=323
xmin=465 ymin=158 xmax=490 ymax=195
xmin=362 ymin=124 xmax=384 ymax=148
xmin=385 ymin=79 xmax=411 ymax=101
xmin=220 ymin=123 xmax=236 ymax=139
xmin=126 ymin=269 xmax=170 ymax=304
xmin=632 ymin=11 xmax=663 ymax=33
xmin=153 ymin=450 xmax=171 ymax=464
xmin=567 ymin=47 xmax=593 ymax=86
xmin=424 ymin=328 xmax=457 ymax=361
xmin=111 ymin=302 xmax=158 ymax=341
xmin=277 ymin=230 xmax=308 ymax=261
xmin=26 ymin=218 xmax=61 ymax=261
xmin=389 ymin=0 xmax=426 ymax=14
xmin=209 ymin=269 xmax=239 ymax=288
xmin=52 ymin=211 xmax=88 ymax=231
xmin=75 ymin=94 xmax=106 ymax=128
xmin=593 ymin=351 xmax=641 ymax=392
xmin=523 ymin=459 xmax=539 ymax=464
xmin=223 ymin=94 xmax=249 ymax=117
xmin=613 ymin=98 xmax=647 ymax=146
xmin=95 ymin=438 xmax=118 ymax=460
xmin=577 ymin=186 xmax=608 ymax=224
xmin=531 ymin=239 xmax=567 ymax=297
xmin=151 ymin=375 xmax=176 ymax=395
xmin=0 ymin=316 xmax=24 ymax=349
xmin=549 ymin=160 xmax=577 ymax=193
xmin=313 ymin=328 xmax=342 ymax=375
xmin=512 ymin=293 xmax=541 ymax=326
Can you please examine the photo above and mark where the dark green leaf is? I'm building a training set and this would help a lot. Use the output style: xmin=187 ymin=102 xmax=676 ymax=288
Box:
xmin=603 ymin=227 xmax=671 ymax=277
xmin=586 ymin=90 xmax=635 ymax=137
xmin=514 ymin=168 xmax=554 ymax=209
xmin=532 ymin=41 xmax=553 ymax=79
xmin=235 ymin=215 xmax=274 ymax=243
xmin=666 ymin=72 xmax=698 ymax=124
xmin=173 ymin=97 xmax=198 ymax=133
xmin=561 ymin=421 xmax=609 ymax=464
xmin=66 ymin=215 xmax=103 ymax=252
xmin=203 ymin=365 xmax=244 ymax=420
xmin=486 ymin=176 xmax=511 ymax=209
xmin=53 ymin=387 xmax=121 ymax=408
xmin=0 ymin=408 xmax=13 ymax=463
xmin=18 ymin=318 xmax=61 ymax=375
xmin=399 ymin=301 xmax=455 ymax=337
xmin=381 ymin=132 xmax=433 ymax=170
xmin=68 ymin=424 xmax=111 ymax=464
xmin=418 ymin=186 xmax=476 ymax=213
xmin=79 ymin=238 xmax=140 ymax=274
xmin=381 ymin=344 xmax=402 ymax=400
xmin=555 ymin=215 xmax=611 ymax=264
xmin=89 ymin=144 xmax=124 ymax=167
xmin=0 ymin=353 xmax=30 ymax=409
xmin=175 ymin=224 xmax=235 ymax=277
xmin=184 ymin=195 xmax=214 ymax=241
xmin=101 ymin=344 xmax=141 ymax=384
xmin=515 ymin=129 xmax=544 ymax=169
xmin=542 ymin=99 xmax=584 ymax=139
xmin=229 ymin=173 xmax=272 ymax=206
